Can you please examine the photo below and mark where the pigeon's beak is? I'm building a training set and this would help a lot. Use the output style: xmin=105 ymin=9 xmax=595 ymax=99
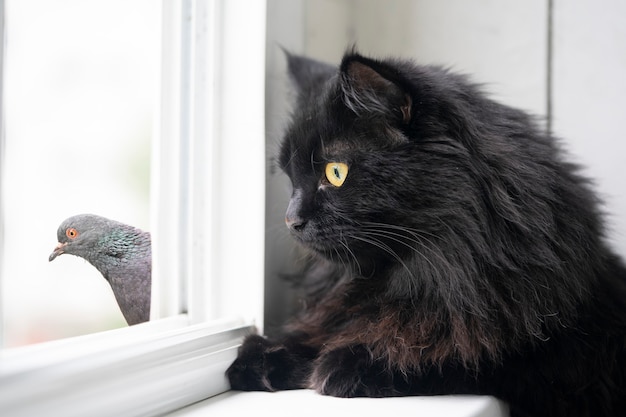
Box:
xmin=49 ymin=242 xmax=67 ymax=262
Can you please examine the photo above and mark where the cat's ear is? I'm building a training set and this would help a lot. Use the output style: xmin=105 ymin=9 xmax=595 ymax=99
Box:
xmin=339 ymin=54 xmax=412 ymax=125
xmin=284 ymin=49 xmax=337 ymax=98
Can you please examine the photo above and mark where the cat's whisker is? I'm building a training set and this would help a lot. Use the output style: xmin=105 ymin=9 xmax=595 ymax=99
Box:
xmin=359 ymin=226 xmax=451 ymax=271
xmin=362 ymin=230 xmax=440 ymax=268
xmin=338 ymin=237 xmax=363 ymax=276
xmin=347 ymin=233 xmax=416 ymax=281
xmin=332 ymin=246 xmax=351 ymax=276
xmin=357 ymin=222 xmax=441 ymax=253
xmin=360 ymin=221 xmax=441 ymax=238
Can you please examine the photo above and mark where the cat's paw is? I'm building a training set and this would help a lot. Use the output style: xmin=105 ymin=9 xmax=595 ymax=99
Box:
xmin=226 ymin=335 xmax=288 ymax=391
xmin=310 ymin=345 xmax=396 ymax=398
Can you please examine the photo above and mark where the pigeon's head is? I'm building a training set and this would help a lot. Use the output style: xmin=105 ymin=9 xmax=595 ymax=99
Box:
xmin=49 ymin=214 xmax=118 ymax=262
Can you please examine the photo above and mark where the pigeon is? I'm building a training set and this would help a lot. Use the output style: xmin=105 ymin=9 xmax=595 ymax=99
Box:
xmin=49 ymin=214 xmax=151 ymax=325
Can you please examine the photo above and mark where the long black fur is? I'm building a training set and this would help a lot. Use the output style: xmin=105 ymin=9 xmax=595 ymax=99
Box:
xmin=227 ymin=50 xmax=626 ymax=417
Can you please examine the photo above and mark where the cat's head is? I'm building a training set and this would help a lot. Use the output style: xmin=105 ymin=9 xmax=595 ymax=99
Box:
xmin=278 ymin=50 xmax=488 ymax=270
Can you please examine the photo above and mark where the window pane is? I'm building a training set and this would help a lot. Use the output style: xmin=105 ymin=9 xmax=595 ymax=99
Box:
xmin=2 ymin=0 xmax=159 ymax=347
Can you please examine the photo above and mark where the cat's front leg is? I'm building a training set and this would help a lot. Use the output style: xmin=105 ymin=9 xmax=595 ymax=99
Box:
xmin=310 ymin=344 xmax=404 ymax=397
xmin=227 ymin=334 xmax=317 ymax=391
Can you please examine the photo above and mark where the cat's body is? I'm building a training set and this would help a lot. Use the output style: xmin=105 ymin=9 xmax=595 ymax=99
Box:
xmin=227 ymin=51 xmax=626 ymax=417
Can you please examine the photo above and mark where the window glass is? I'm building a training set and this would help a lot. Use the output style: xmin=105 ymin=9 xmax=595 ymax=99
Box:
xmin=2 ymin=0 xmax=159 ymax=347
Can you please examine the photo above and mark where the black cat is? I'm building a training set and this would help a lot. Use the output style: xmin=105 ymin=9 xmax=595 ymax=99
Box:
xmin=227 ymin=50 xmax=626 ymax=417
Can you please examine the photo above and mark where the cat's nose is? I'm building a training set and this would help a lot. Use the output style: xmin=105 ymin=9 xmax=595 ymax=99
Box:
xmin=286 ymin=189 xmax=306 ymax=232
xmin=285 ymin=215 xmax=306 ymax=231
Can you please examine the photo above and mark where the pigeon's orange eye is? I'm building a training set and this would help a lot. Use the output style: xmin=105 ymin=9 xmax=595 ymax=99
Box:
xmin=66 ymin=228 xmax=79 ymax=239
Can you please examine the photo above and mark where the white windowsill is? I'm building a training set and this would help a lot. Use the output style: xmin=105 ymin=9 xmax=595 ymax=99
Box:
xmin=0 ymin=317 xmax=255 ymax=417
xmin=169 ymin=390 xmax=509 ymax=417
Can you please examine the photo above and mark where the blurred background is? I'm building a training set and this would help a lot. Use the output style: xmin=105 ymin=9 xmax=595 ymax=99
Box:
xmin=2 ymin=0 xmax=157 ymax=347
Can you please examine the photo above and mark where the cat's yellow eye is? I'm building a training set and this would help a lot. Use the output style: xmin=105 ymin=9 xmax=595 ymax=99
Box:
xmin=325 ymin=162 xmax=349 ymax=187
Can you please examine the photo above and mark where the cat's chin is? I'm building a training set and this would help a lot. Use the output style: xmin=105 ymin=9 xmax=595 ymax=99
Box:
xmin=289 ymin=231 xmax=338 ymax=254
xmin=295 ymin=239 xmax=350 ymax=263
xmin=300 ymin=243 xmax=378 ymax=275
xmin=300 ymin=241 xmax=341 ymax=259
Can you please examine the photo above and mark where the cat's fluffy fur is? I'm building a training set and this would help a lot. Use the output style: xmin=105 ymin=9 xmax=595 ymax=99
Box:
xmin=227 ymin=50 xmax=626 ymax=417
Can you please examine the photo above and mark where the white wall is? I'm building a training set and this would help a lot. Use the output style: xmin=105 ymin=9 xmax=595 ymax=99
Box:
xmin=552 ymin=0 xmax=626 ymax=253
xmin=303 ymin=0 xmax=548 ymax=116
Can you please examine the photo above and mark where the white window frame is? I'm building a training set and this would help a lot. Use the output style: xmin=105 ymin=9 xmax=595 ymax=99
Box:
xmin=0 ymin=0 xmax=266 ymax=415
